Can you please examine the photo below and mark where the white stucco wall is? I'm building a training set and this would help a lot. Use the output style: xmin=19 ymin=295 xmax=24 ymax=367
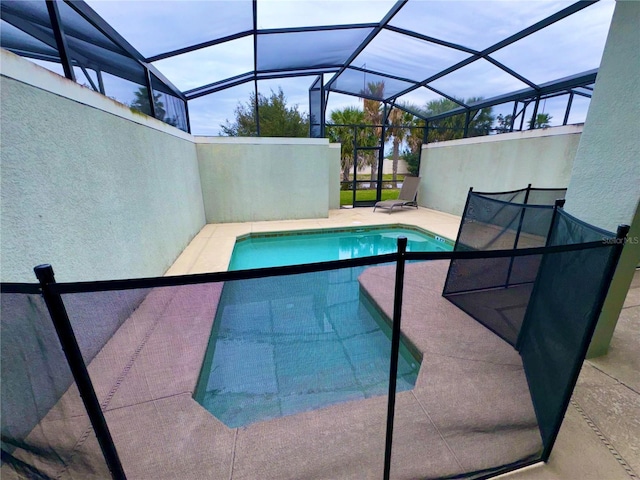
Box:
xmin=564 ymin=1 xmax=640 ymax=232
xmin=560 ymin=1 xmax=640 ymax=357
xmin=196 ymin=137 xmax=338 ymax=223
xmin=328 ymin=143 xmax=341 ymax=210
xmin=1 ymin=51 xmax=206 ymax=282
xmin=419 ymin=125 xmax=582 ymax=216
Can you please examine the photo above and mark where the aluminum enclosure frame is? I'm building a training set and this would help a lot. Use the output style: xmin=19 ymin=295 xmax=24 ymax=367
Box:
xmin=1 ymin=0 xmax=607 ymax=136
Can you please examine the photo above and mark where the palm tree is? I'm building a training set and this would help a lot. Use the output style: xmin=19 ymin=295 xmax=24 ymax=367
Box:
xmin=386 ymin=106 xmax=407 ymax=188
xmin=466 ymin=97 xmax=494 ymax=137
xmin=361 ymin=81 xmax=385 ymax=189
xmin=424 ymin=97 xmax=494 ymax=141
xmin=362 ymin=82 xmax=385 ymax=128
xmin=424 ymin=98 xmax=464 ymax=142
xmin=328 ymin=107 xmax=365 ymax=183
xmin=395 ymin=103 xmax=426 ymax=179
xmin=528 ymin=113 xmax=552 ymax=129
xmin=399 ymin=103 xmax=426 ymax=154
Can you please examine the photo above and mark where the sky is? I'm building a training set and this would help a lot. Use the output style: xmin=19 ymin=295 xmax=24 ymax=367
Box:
xmin=82 ymin=0 xmax=616 ymax=135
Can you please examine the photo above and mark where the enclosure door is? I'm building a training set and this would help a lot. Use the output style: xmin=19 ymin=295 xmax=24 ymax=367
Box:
xmin=348 ymin=125 xmax=383 ymax=208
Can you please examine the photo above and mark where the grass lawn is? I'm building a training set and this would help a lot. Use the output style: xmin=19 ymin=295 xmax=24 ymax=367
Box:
xmin=340 ymin=189 xmax=399 ymax=206
xmin=352 ymin=173 xmax=406 ymax=182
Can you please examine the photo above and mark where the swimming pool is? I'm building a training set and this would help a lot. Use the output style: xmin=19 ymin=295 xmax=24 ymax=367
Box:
xmin=228 ymin=224 xmax=452 ymax=270
xmin=194 ymin=226 xmax=452 ymax=427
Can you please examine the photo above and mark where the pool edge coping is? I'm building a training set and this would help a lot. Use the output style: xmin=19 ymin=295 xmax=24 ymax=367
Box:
xmin=233 ymin=223 xmax=454 ymax=247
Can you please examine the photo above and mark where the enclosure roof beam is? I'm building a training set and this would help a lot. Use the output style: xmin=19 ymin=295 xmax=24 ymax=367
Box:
xmin=386 ymin=0 xmax=596 ymax=103
xmin=324 ymin=0 xmax=407 ymax=91
xmin=65 ymin=0 xmax=185 ymax=100
xmin=184 ymin=71 xmax=255 ymax=99
xmin=146 ymin=31 xmax=253 ymax=63
xmin=347 ymin=65 xmax=421 ymax=86
xmin=383 ymin=25 xmax=478 ymax=55
xmin=425 ymin=69 xmax=598 ymax=122
xmin=1 ymin=11 xmax=92 ymax=67
xmin=258 ymin=23 xmax=378 ymax=35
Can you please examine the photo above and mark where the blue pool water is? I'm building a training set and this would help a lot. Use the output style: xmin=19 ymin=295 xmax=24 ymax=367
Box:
xmin=194 ymin=226 xmax=452 ymax=427
xmin=229 ymin=225 xmax=451 ymax=270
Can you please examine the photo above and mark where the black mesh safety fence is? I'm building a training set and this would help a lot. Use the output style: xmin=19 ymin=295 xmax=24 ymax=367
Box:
xmin=3 ymin=256 xmax=403 ymax=480
xmin=379 ymin=259 xmax=543 ymax=480
xmin=1 ymin=210 xmax=625 ymax=480
xmin=443 ymin=187 xmax=565 ymax=346
xmin=191 ymin=265 xmax=401 ymax=479
xmin=471 ymin=186 xmax=567 ymax=208
xmin=470 ymin=187 xmax=528 ymax=205
xmin=60 ymin=282 xmax=239 ymax=480
xmin=526 ymin=188 xmax=568 ymax=207
xmin=452 ymin=195 xmax=553 ymax=253
xmin=518 ymin=209 xmax=621 ymax=459
xmin=390 ymin=224 xmax=622 ymax=479
xmin=62 ymin=290 xmax=150 ymax=365
xmin=0 ymin=287 xmax=111 ymax=479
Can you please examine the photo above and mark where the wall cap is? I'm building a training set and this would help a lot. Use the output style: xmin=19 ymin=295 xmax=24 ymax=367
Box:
xmin=194 ymin=136 xmax=329 ymax=145
xmin=0 ymin=48 xmax=193 ymax=142
xmin=423 ymin=124 xmax=583 ymax=149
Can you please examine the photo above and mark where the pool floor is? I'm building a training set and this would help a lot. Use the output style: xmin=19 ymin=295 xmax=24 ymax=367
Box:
xmin=194 ymin=267 xmax=420 ymax=428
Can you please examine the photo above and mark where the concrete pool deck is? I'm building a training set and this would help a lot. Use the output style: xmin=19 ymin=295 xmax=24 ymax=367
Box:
xmin=167 ymin=206 xmax=638 ymax=480
xmin=165 ymin=207 xmax=462 ymax=276
xmin=6 ymin=207 xmax=636 ymax=479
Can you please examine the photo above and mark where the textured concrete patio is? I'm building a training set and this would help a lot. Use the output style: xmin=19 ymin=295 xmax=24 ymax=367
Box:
xmin=164 ymin=207 xmax=640 ymax=480
xmin=165 ymin=206 xmax=462 ymax=276
xmin=5 ymin=207 xmax=637 ymax=479
xmin=497 ymin=268 xmax=639 ymax=480
xmin=7 ymin=207 xmax=540 ymax=479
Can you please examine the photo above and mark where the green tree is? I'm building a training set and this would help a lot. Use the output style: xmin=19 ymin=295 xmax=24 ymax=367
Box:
xmin=424 ymin=98 xmax=463 ymax=142
xmin=425 ymin=97 xmax=494 ymax=142
xmin=220 ymin=87 xmax=309 ymax=137
xmin=402 ymin=148 xmax=421 ymax=177
xmin=130 ymin=87 xmax=166 ymax=120
xmin=358 ymin=84 xmax=428 ymax=188
xmin=398 ymin=103 xmax=426 ymax=154
xmin=386 ymin=104 xmax=427 ymax=186
xmin=394 ymin=103 xmax=426 ymax=178
xmin=495 ymin=113 xmax=514 ymax=133
xmin=528 ymin=112 xmax=552 ymax=129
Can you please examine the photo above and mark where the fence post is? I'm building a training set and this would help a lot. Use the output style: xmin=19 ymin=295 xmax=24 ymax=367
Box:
xmin=505 ymin=184 xmax=532 ymax=287
xmin=515 ymin=198 xmax=566 ymax=351
xmin=443 ymin=187 xmax=472 ymax=294
xmin=383 ymin=236 xmax=408 ymax=480
xmin=34 ymin=265 xmax=127 ymax=480
xmin=545 ymin=199 xmax=566 ymax=247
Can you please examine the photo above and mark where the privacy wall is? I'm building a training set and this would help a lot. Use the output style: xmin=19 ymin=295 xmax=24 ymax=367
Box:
xmin=196 ymin=137 xmax=340 ymax=223
xmin=418 ymin=126 xmax=581 ymax=216
xmin=1 ymin=51 xmax=341 ymax=282
xmin=562 ymin=1 xmax=640 ymax=357
xmin=0 ymin=51 xmax=205 ymax=282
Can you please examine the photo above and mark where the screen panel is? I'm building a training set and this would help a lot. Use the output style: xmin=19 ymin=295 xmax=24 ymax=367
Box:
xmin=257 ymin=28 xmax=372 ymax=72
xmin=1 ymin=291 xmax=111 ymax=479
